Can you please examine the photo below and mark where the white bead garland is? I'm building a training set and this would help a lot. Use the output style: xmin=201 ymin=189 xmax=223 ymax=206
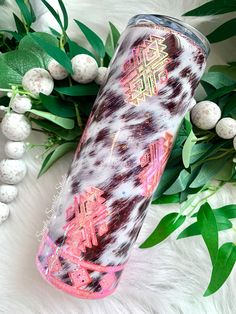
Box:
xmin=95 ymin=67 xmax=108 ymax=85
xmin=22 ymin=68 xmax=54 ymax=97
xmin=4 ymin=141 xmax=26 ymax=159
xmin=0 ymin=185 xmax=18 ymax=203
xmin=191 ymin=101 xmax=221 ymax=130
xmin=71 ymin=54 xmax=98 ymax=84
xmin=216 ymin=117 xmax=236 ymax=139
xmin=10 ymin=94 xmax=32 ymax=113
xmin=0 ymin=89 xmax=31 ymax=223
xmin=1 ymin=112 xmax=31 ymax=141
xmin=48 ymin=59 xmax=68 ymax=80
xmin=0 ymin=159 xmax=27 ymax=184
xmin=0 ymin=202 xmax=10 ymax=225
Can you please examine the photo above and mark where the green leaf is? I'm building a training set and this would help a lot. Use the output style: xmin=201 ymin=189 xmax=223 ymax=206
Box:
xmin=140 ymin=213 xmax=186 ymax=248
xmin=49 ymin=27 xmax=61 ymax=38
xmin=182 ymin=130 xmax=197 ymax=168
xmin=58 ymin=0 xmax=69 ymax=30
xmin=206 ymin=83 xmax=236 ymax=100
xmin=177 ymin=215 xmax=232 ymax=239
xmin=214 ymin=159 xmax=234 ymax=181
xmin=105 ymin=22 xmax=120 ymax=58
xmin=201 ymin=71 xmax=236 ymax=89
xmin=30 ymin=33 xmax=73 ymax=74
xmin=41 ymin=0 xmax=63 ymax=30
xmin=15 ymin=0 xmax=33 ymax=26
xmin=197 ymin=202 xmax=218 ymax=264
xmin=204 ymin=242 xmax=236 ymax=296
xmin=19 ymin=32 xmax=58 ymax=68
xmin=190 ymin=143 xmax=213 ymax=164
xmin=39 ymin=93 xmax=76 ymax=118
xmin=213 ymin=204 xmax=236 ymax=219
xmin=222 ymin=93 xmax=236 ymax=118
xmin=0 ymin=49 xmax=42 ymax=88
xmin=152 ymin=193 xmax=180 ymax=205
xmin=164 ymin=169 xmax=192 ymax=195
xmin=190 ymin=157 xmax=229 ymax=188
xmin=31 ymin=118 xmax=80 ymax=140
xmin=207 ymin=18 xmax=236 ymax=43
xmin=67 ymin=38 xmax=95 ymax=59
xmin=29 ymin=109 xmax=74 ymax=129
xmin=152 ymin=165 xmax=183 ymax=201
xmin=209 ymin=65 xmax=236 ymax=81
xmin=0 ymin=30 xmax=23 ymax=41
xmin=183 ymin=1 xmax=236 ymax=16
xmin=13 ymin=13 xmax=26 ymax=34
xmin=38 ymin=142 xmax=76 ymax=177
xmin=55 ymin=83 xmax=99 ymax=96
xmin=74 ymin=19 xmax=105 ymax=60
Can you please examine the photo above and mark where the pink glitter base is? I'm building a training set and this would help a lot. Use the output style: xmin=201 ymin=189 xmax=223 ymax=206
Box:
xmin=36 ymin=256 xmax=119 ymax=299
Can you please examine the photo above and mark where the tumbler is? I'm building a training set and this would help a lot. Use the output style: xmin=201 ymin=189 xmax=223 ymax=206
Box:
xmin=36 ymin=14 xmax=209 ymax=299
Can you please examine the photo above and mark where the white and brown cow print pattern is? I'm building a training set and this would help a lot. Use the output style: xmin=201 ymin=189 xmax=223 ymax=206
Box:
xmin=37 ymin=19 xmax=207 ymax=298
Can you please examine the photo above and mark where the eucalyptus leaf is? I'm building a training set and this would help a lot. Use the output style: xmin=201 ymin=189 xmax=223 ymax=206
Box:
xmin=29 ymin=109 xmax=74 ymax=129
xmin=38 ymin=142 xmax=76 ymax=177
xmin=30 ymin=33 xmax=73 ymax=74
xmin=207 ymin=18 xmax=236 ymax=43
xmin=40 ymin=93 xmax=76 ymax=118
xmin=213 ymin=204 xmax=236 ymax=220
xmin=15 ymin=0 xmax=33 ymax=27
xmin=190 ymin=143 xmax=213 ymax=164
xmin=190 ymin=157 xmax=229 ymax=188
xmin=204 ymin=242 xmax=236 ymax=296
xmin=206 ymin=83 xmax=236 ymax=101
xmin=74 ymin=19 xmax=105 ymax=60
xmin=31 ymin=118 xmax=80 ymax=140
xmin=105 ymin=22 xmax=120 ymax=58
xmin=152 ymin=193 xmax=180 ymax=205
xmin=197 ymin=202 xmax=218 ymax=264
xmin=209 ymin=65 xmax=236 ymax=81
xmin=201 ymin=71 xmax=236 ymax=89
xmin=140 ymin=213 xmax=186 ymax=248
xmin=13 ymin=13 xmax=26 ymax=34
xmin=41 ymin=0 xmax=63 ymax=30
xmin=58 ymin=0 xmax=69 ymax=30
xmin=183 ymin=1 xmax=236 ymax=16
xmin=222 ymin=93 xmax=236 ymax=117
xmin=182 ymin=130 xmax=197 ymax=168
xmin=55 ymin=83 xmax=99 ymax=96
xmin=164 ymin=169 xmax=192 ymax=195
xmin=19 ymin=32 xmax=58 ymax=67
xmin=177 ymin=215 xmax=232 ymax=239
xmin=67 ymin=38 xmax=95 ymax=59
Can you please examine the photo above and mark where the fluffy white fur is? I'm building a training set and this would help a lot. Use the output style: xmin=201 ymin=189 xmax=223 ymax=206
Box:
xmin=0 ymin=1 xmax=236 ymax=313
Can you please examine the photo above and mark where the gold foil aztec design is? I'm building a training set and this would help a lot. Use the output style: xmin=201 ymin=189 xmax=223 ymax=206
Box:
xmin=121 ymin=35 xmax=171 ymax=106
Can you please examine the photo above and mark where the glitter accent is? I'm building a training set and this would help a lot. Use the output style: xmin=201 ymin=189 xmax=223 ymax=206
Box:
xmin=121 ymin=35 xmax=170 ymax=106
xmin=139 ymin=132 xmax=173 ymax=197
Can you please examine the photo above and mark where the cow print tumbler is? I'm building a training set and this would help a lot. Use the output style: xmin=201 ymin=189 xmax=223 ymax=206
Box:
xmin=36 ymin=14 xmax=209 ymax=299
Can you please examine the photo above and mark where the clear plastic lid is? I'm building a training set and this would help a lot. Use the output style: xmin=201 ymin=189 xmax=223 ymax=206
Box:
xmin=128 ymin=14 xmax=210 ymax=56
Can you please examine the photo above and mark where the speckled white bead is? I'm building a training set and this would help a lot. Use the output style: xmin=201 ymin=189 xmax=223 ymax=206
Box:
xmin=22 ymin=68 xmax=54 ymax=97
xmin=4 ymin=141 xmax=26 ymax=159
xmin=1 ymin=113 xmax=31 ymax=141
xmin=233 ymin=137 xmax=236 ymax=150
xmin=48 ymin=59 xmax=68 ymax=80
xmin=0 ymin=185 xmax=18 ymax=203
xmin=0 ymin=159 xmax=27 ymax=184
xmin=191 ymin=101 xmax=221 ymax=130
xmin=0 ymin=202 xmax=10 ymax=224
xmin=71 ymin=54 xmax=98 ymax=84
xmin=95 ymin=67 xmax=108 ymax=85
xmin=216 ymin=118 xmax=236 ymax=139
xmin=10 ymin=94 xmax=32 ymax=114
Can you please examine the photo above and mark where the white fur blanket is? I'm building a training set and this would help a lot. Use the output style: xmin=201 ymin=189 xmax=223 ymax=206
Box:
xmin=0 ymin=1 xmax=235 ymax=313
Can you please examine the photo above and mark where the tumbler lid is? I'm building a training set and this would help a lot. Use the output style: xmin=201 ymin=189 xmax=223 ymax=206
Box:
xmin=128 ymin=14 xmax=210 ymax=56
